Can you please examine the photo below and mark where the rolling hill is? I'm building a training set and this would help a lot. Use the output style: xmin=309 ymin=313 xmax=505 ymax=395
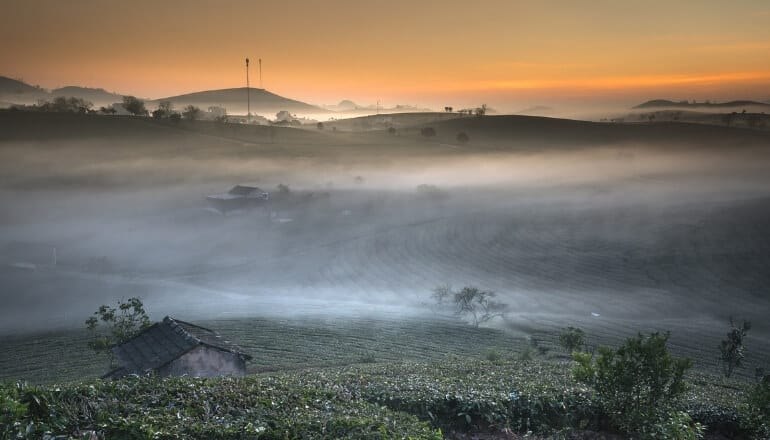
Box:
xmin=0 ymin=76 xmax=48 ymax=103
xmin=153 ymin=87 xmax=330 ymax=116
xmin=0 ymin=76 xmax=129 ymax=107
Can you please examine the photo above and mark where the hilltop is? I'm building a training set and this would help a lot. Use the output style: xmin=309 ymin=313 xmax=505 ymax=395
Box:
xmin=154 ymin=87 xmax=329 ymax=116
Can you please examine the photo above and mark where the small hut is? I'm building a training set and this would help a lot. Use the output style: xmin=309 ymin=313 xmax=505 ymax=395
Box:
xmin=206 ymin=184 xmax=269 ymax=213
xmin=104 ymin=316 xmax=252 ymax=379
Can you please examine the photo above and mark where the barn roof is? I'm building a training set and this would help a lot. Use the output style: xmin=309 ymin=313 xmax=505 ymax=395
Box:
xmin=106 ymin=316 xmax=251 ymax=377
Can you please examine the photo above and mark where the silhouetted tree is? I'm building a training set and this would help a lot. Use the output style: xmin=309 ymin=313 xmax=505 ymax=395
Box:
xmin=182 ymin=105 xmax=202 ymax=121
xmin=475 ymin=104 xmax=487 ymax=116
xmin=317 ymin=122 xmax=324 ymax=130
xmin=431 ymin=285 xmax=508 ymax=327
xmin=122 ymin=96 xmax=148 ymax=116
xmin=39 ymin=96 xmax=93 ymax=113
xmin=453 ymin=287 xmax=507 ymax=327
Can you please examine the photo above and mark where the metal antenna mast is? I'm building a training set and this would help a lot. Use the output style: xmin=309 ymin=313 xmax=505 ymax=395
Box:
xmin=246 ymin=58 xmax=251 ymax=122
xmin=259 ymin=58 xmax=263 ymax=89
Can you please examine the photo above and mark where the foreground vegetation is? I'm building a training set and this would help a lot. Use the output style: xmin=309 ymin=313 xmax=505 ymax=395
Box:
xmin=2 ymin=314 xmax=769 ymax=438
xmin=2 ymin=354 xmax=767 ymax=439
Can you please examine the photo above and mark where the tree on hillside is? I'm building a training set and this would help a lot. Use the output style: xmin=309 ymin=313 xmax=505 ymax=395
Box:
xmin=475 ymin=104 xmax=487 ymax=117
xmin=559 ymin=326 xmax=586 ymax=353
xmin=720 ymin=318 xmax=751 ymax=378
xmin=431 ymin=285 xmax=508 ymax=327
xmin=85 ymin=297 xmax=151 ymax=363
xmin=122 ymin=96 xmax=148 ymax=116
xmin=182 ymin=105 xmax=202 ymax=121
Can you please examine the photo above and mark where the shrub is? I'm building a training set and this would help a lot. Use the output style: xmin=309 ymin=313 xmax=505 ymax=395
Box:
xmin=559 ymin=327 xmax=586 ymax=353
xmin=485 ymin=349 xmax=502 ymax=364
xmin=518 ymin=345 xmax=536 ymax=362
xmin=719 ymin=318 xmax=751 ymax=378
xmin=572 ymin=332 xmax=695 ymax=438
xmin=742 ymin=374 xmax=770 ymax=438
xmin=1 ymin=382 xmax=28 ymax=438
xmin=638 ymin=411 xmax=704 ymax=440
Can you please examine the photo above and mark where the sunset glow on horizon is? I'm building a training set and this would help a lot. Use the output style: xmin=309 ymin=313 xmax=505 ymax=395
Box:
xmin=2 ymin=0 xmax=769 ymax=110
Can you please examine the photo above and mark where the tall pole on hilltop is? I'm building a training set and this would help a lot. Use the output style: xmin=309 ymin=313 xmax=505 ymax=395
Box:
xmin=259 ymin=58 xmax=263 ymax=89
xmin=246 ymin=57 xmax=251 ymax=122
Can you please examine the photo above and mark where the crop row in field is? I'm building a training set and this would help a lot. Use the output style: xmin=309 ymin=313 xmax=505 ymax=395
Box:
xmin=1 ymin=357 xmax=756 ymax=439
xmin=0 ymin=316 xmax=529 ymax=384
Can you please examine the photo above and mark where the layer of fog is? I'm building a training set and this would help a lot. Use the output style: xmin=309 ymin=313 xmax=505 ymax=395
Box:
xmin=1 ymin=134 xmax=770 ymax=337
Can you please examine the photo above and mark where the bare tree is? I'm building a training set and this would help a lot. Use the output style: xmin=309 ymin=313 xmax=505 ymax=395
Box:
xmin=431 ymin=285 xmax=508 ymax=327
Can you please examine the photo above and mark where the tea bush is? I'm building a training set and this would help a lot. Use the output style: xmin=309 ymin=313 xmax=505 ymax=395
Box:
xmin=572 ymin=332 xmax=700 ymax=438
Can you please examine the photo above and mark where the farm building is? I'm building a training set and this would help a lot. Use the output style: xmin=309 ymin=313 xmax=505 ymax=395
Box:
xmin=206 ymin=184 xmax=269 ymax=213
xmin=104 ymin=316 xmax=252 ymax=379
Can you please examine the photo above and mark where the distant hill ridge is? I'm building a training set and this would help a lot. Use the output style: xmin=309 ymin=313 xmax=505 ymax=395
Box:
xmin=0 ymin=76 xmax=328 ymax=115
xmin=634 ymin=99 xmax=770 ymax=109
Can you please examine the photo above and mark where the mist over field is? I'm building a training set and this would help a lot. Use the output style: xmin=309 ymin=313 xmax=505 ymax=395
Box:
xmin=1 ymin=112 xmax=769 ymax=364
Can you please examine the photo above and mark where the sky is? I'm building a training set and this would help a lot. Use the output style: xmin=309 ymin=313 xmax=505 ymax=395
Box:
xmin=2 ymin=0 xmax=770 ymax=111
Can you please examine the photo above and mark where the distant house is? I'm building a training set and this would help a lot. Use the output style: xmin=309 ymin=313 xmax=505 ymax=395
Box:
xmin=207 ymin=106 xmax=227 ymax=118
xmin=104 ymin=316 xmax=252 ymax=379
xmin=206 ymin=184 xmax=269 ymax=213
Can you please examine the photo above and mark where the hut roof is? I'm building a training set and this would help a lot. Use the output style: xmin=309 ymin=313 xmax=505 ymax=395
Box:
xmin=106 ymin=316 xmax=251 ymax=377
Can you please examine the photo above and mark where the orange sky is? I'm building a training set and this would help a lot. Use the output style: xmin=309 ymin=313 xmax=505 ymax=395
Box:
xmin=2 ymin=0 xmax=769 ymax=110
